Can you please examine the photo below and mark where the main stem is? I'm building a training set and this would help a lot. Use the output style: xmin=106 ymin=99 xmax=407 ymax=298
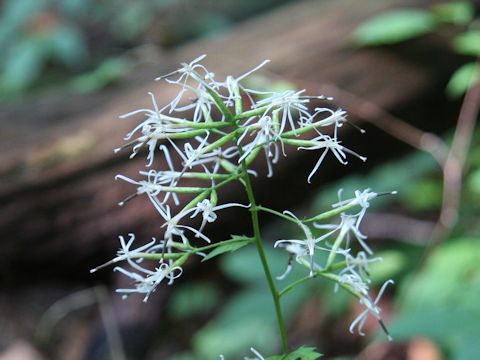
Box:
xmin=216 ymin=83 xmax=288 ymax=353
xmin=240 ymin=162 xmax=289 ymax=354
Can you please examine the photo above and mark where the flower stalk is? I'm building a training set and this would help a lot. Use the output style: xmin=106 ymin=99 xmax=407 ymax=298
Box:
xmin=91 ymin=55 xmax=396 ymax=356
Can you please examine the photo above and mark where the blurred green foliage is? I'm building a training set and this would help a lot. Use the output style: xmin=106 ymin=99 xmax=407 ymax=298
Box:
xmin=446 ymin=62 xmax=480 ymax=98
xmin=353 ymin=1 xmax=479 ymax=98
xmin=0 ymin=0 xmax=293 ymax=100
xmin=391 ymin=239 xmax=480 ymax=360
xmin=169 ymin=244 xmax=322 ymax=359
xmin=352 ymin=9 xmax=436 ymax=46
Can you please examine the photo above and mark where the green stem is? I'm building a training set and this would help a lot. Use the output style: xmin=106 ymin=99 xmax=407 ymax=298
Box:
xmin=325 ymin=231 xmax=346 ymax=270
xmin=240 ymin=164 xmax=289 ymax=353
xmin=210 ymin=83 xmax=289 ymax=353
xmin=133 ymin=237 xmax=254 ymax=260
xmin=278 ymin=260 xmax=348 ymax=298
xmin=303 ymin=202 xmax=359 ymax=223
xmin=279 ymin=275 xmax=311 ymax=297
xmin=256 ymin=206 xmax=299 ymax=224
xmin=235 ymin=104 xmax=272 ymax=119
xmin=195 ymin=236 xmax=254 ymax=253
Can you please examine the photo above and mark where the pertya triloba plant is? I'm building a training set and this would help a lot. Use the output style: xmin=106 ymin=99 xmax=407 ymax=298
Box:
xmin=91 ymin=54 xmax=396 ymax=356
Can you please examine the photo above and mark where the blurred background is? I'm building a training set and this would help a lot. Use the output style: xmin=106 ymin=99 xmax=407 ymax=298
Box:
xmin=1 ymin=0 xmax=479 ymax=359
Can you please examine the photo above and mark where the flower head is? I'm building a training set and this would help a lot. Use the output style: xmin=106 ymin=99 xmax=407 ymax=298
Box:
xmin=298 ymin=134 xmax=367 ymax=183
xmin=349 ymin=279 xmax=394 ymax=340
xmin=114 ymin=261 xmax=183 ymax=302
xmin=275 ymin=211 xmax=336 ymax=277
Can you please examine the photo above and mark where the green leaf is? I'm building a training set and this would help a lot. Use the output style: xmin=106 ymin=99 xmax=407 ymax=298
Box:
xmin=369 ymin=250 xmax=407 ymax=284
xmin=50 ymin=24 xmax=88 ymax=68
xmin=391 ymin=240 xmax=480 ymax=360
xmin=454 ymin=30 xmax=480 ymax=57
xmin=0 ymin=36 xmax=46 ymax=94
xmin=111 ymin=2 xmax=153 ymax=41
xmin=0 ymin=0 xmax=46 ymax=49
xmin=446 ymin=62 xmax=480 ymax=98
xmin=70 ymin=57 xmax=130 ymax=93
xmin=399 ymin=239 xmax=480 ymax=311
xmin=400 ymin=178 xmax=442 ymax=210
xmin=201 ymin=235 xmax=252 ymax=262
xmin=353 ymin=9 xmax=436 ymax=46
xmin=432 ymin=1 xmax=474 ymax=25
xmin=467 ymin=168 xmax=480 ymax=196
xmin=267 ymin=346 xmax=322 ymax=360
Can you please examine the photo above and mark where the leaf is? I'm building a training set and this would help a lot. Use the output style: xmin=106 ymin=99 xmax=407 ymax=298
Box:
xmin=446 ymin=62 xmax=480 ymax=98
xmin=400 ymin=178 xmax=442 ymax=210
xmin=453 ymin=30 xmax=480 ymax=57
xmin=111 ymin=2 xmax=153 ymax=41
xmin=201 ymin=235 xmax=252 ymax=262
xmin=0 ymin=37 xmax=46 ymax=94
xmin=399 ymin=239 xmax=480 ymax=311
xmin=353 ymin=9 xmax=436 ymax=46
xmin=390 ymin=240 xmax=480 ymax=360
xmin=369 ymin=250 xmax=407 ymax=284
xmin=0 ymin=0 xmax=46 ymax=48
xmin=432 ymin=1 xmax=474 ymax=25
xmin=50 ymin=24 xmax=88 ymax=68
xmin=70 ymin=57 xmax=130 ymax=93
xmin=267 ymin=346 xmax=322 ymax=360
xmin=467 ymin=168 xmax=480 ymax=196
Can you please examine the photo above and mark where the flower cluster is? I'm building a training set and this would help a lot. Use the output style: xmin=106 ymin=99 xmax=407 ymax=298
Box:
xmin=92 ymin=55 xmax=394 ymax=343
xmin=274 ymin=188 xmax=395 ymax=338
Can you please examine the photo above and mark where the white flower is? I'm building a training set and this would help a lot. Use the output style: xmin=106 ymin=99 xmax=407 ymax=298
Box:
xmin=194 ymin=145 xmax=240 ymax=175
xmin=274 ymin=242 xmax=305 ymax=280
xmin=114 ymin=261 xmax=183 ymax=302
xmin=188 ymin=199 xmax=250 ymax=234
xmin=341 ymin=251 xmax=383 ymax=280
xmin=274 ymin=211 xmax=337 ymax=277
xmin=349 ymin=279 xmax=394 ymax=340
xmin=160 ymin=205 xmax=212 ymax=244
xmin=238 ymin=115 xmax=283 ymax=177
xmin=156 ymin=200 xmax=249 ymax=244
xmin=315 ymin=213 xmax=372 ymax=255
xmin=336 ymin=270 xmax=369 ymax=296
xmin=116 ymin=92 xmax=197 ymax=166
xmin=168 ymin=132 xmax=242 ymax=176
xmin=220 ymin=348 xmax=265 ymax=360
xmin=170 ymin=133 xmax=211 ymax=170
xmin=115 ymin=171 xmax=176 ymax=211
xmin=332 ymin=188 xmax=378 ymax=226
xmin=167 ymin=81 xmax=214 ymax=122
xmin=300 ymin=108 xmax=347 ymax=138
xmin=156 ymin=54 xmax=234 ymax=121
xmin=156 ymin=54 xmax=208 ymax=83
xmin=90 ymin=234 xmax=156 ymax=273
xmin=298 ymin=134 xmax=367 ymax=183
xmin=214 ymin=59 xmax=271 ymax=107
xmin=245 ymin=347 xmax=265 ymax=360
xmin=250 ymin=89 xmax=317 ymax=135
xmin=116 ymin=145 xmax=188 ymax=210
xmin=89 ymin=234 xmax=184 ymax=302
